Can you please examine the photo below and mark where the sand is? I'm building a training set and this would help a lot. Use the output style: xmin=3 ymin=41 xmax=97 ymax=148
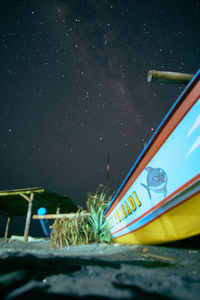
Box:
xmin=0 ymin=237 xmax=200 ymax=299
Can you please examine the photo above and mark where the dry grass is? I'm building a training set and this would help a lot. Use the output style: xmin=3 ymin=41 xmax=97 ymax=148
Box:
xmin=50 ymin=186 xmax=113 ymax=247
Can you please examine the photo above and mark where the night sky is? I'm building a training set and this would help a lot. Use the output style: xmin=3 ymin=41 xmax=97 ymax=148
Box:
xmin=0 ymin=0 xmax=200 ymax=235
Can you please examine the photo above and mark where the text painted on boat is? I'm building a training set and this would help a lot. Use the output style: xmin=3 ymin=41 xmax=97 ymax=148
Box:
xmin=107 ymin=191 xmax=142 ymax=229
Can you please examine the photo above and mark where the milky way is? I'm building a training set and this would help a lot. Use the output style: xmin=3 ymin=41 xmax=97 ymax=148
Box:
xmin=0 ymin=0 xmax=199 ymax=226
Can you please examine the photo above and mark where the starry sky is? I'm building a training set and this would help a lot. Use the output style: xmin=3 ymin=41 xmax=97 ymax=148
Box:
xmin=0 ymin=0 xmax=200 ymax=216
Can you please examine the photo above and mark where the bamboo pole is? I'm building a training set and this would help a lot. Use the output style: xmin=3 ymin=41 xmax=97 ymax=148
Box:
xmin=19 ymin=193 xmax=31 ymax=202
xmin=4 ymin=216 xmax=11 ymax=240
xmin=147 ymin=70 xmax=194 ymax=84
xmin=23 ymin=192 xmax=34 ymax=242
xmin=33 ymin=212 xmax=91 ymax=220
xmin=0 ymin=187 xmax=44 ymax=196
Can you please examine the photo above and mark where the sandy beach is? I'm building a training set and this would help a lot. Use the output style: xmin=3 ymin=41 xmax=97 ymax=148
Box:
xmin=0 ymin=236 xmax=200 ymax=299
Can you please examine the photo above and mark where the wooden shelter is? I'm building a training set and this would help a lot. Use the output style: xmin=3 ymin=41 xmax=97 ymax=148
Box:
xmin=0 ymin=187 xmax=77 ymax=242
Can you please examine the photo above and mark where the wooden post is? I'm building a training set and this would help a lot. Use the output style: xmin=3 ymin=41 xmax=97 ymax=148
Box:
xmin=24 ymin=192 xmax=34 ymax=242
xmin=4 ymin=216 xmax=11 ymax=240
xmin=147 ymin=70 xmax=194 ymax=84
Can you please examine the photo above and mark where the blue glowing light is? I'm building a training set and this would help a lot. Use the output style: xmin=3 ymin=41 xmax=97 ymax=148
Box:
xmin=37 ymin=207 xmax=46 ymax=215
xmin=37 ymin=207 xmax=50 ymax=237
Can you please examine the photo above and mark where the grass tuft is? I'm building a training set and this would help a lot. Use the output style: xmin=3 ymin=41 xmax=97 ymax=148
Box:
xmin=51 ymin=185 xmax=113 ymax=247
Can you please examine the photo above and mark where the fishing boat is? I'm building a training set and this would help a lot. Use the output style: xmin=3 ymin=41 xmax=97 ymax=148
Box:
xmin=104 ymin=69 xmax=200 ymax=245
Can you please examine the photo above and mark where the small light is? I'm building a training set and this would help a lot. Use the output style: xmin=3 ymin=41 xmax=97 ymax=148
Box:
xmin=37 ymin=207 xmax=46 ymax=215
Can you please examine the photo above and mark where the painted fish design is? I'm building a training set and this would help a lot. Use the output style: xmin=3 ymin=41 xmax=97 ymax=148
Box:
xmin=140 ymin=167 xmax=167 ymax=199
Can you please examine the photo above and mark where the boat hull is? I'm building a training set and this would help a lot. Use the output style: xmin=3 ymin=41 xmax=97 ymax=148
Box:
xmin=105 ymin=70 xmax=200 ymax=245
xmin=113 ymin=186 xmax=200 ymax=245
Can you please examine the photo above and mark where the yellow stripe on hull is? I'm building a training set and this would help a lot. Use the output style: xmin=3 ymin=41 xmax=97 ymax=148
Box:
xmin=113 ymin=193 xmax=200 ymax=245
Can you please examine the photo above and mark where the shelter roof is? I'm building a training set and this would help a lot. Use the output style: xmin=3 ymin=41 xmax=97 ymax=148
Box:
xmin=0 ymin=187 xmax=77 ymax=216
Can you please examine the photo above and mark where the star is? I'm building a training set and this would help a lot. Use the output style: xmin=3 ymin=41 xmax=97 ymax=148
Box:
xmin=0 ymin=0 xmax=199 ymax=221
